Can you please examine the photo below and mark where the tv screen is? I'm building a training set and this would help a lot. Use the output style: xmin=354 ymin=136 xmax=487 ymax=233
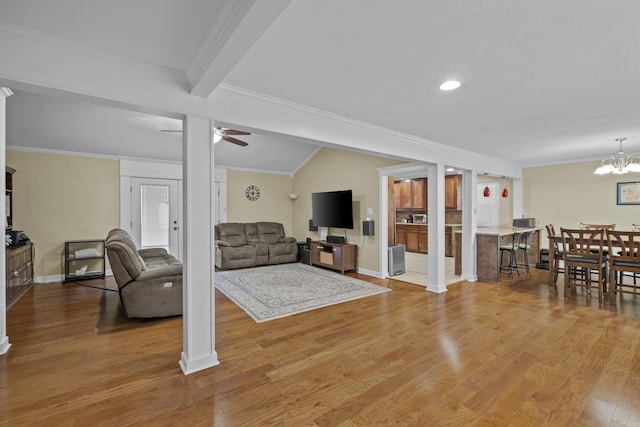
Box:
xmin=312 ymin=190 xmax=354 ymax=229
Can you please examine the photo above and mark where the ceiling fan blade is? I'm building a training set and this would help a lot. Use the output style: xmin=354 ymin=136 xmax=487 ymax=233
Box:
xmin=223 ymin=136 xmax=248 ymax=146
xmin=222 ymin=129 xmax=250 ymax=136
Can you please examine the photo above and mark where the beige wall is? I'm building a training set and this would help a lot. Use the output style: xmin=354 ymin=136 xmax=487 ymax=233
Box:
xmin=523 ymin=160 xmax=640 ymax=230
xmin=7 ymin=150 xmax=119 ymax=279
xmin=226 ymin=170 xmax=295 ymax=234
xmin=293 ymin=147 xmax=403 ymax=271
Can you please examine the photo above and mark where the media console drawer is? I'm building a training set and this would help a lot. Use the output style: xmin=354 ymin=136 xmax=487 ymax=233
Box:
xmin=310 ymin=241 xmax=357 ymax=274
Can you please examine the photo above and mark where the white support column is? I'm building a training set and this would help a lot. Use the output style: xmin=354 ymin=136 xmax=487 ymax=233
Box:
xmin=0 ymin=87 xmax=13 ymax=355
xmin=461 ymin=169 xmax=478 ymax=282
xmin=179 ymin=115 xmax=219 ymax=374
xmin=427 ymin=164 xmax=447 ymax=293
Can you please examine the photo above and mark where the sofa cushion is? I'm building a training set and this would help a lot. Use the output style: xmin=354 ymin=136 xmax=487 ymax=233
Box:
xmin=256 ymin=222 xmax=286 ymax=244
xmin=216 ymin=223 xmax=248 ymax=247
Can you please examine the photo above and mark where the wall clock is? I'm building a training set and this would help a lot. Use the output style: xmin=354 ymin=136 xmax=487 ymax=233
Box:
xmin=245 ymin=185 xmax=260 ymax=201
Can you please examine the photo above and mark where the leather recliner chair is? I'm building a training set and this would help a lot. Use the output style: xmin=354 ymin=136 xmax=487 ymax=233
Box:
xmin=105 ymin=229 xmax=183 ymax=318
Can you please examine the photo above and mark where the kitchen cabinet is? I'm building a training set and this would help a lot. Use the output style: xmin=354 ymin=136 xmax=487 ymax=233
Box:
xmin=395 ymin=181 xmax=412 ymax=209
xmin=394 ymin=178 xmax=427 ymax=211
xmin=411 ymin=178 xmax=427 ymax=210
xmin=445 ymin=175 xmax=461 ymax=210
xmin=445 ymin=226 xmax=453 ymax=257
xmin=396 ymin=224 xmax=407 ymax=247
xmin=396 ymin=224 xmax=427 ymax=254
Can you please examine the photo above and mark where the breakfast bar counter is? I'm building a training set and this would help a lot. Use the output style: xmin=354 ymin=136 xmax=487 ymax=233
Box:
xmin=476 ymin=226 xmax=541 ymax=282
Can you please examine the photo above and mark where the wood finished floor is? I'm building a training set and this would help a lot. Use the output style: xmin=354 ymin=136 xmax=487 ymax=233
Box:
xmin=1 ymin=269 xmax=640 ymax=426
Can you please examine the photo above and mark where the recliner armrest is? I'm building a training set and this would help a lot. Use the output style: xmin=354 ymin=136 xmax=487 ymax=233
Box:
xmin=138 ymin=248 xmax=168 ymax=258
xmin=136 ymin=264 xmax=183 ymax=282
xmin=280 ymin=237 xmax=297 ymax=243
xmin=215 ymin=240 xmax=231 ymax=247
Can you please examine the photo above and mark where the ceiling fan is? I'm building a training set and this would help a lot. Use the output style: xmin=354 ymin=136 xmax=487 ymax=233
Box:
xmin=213 ymin=127 xmax=250 ymax=146
xmin=161 ymin=127 xmax=251 ymax=147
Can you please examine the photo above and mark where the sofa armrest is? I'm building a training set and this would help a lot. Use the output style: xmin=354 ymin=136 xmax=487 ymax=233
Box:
xmin=280 ymin=237 xmax=297 ymax=243
xmin=138 ymin=248 xmax=168 ymax=258
xmin=137 ymin=264 xmax=183 ymax=281
xmin=215 ymin=240 xmax=231 ymax=247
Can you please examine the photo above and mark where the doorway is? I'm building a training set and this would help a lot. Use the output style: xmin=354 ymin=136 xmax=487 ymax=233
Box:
xmin=131 ymin=177 xmax=181 ymax=257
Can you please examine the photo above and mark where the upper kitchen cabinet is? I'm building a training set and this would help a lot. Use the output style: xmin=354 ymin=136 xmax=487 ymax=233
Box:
xmin=445 ymin=175 xmax=462 ymax=210
xmin=395 ymin=180 xmax=412 ymax=209
xmin=411 ymin=178 xmax=427 ymax=210
xmin=394 ymin=178 xmax=427 ymax=211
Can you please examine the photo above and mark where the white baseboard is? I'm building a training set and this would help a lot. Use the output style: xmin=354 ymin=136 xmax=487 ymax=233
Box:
xmin=357 ymin=267 xmax=384 ymax=278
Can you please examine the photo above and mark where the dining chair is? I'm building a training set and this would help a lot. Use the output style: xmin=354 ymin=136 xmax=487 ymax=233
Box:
xmin=560 ymin=227 xmax=607 ymax=303
xmin=545 ymin=224 xmax=563 ymax=284
xmin=580 ymin=223 xmax=616 ymax=231
xmin=606 ymin=229 xmax=640 ymax=304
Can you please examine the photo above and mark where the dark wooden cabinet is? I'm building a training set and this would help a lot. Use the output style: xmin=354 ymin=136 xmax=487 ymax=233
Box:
xmin=6 ymin=242 xmax=34 ymax=308
xmin=395 ymin=180 xmax=412 ymax=209
xmin=406 ymin=226 xmax=420 ymax=252
xmin=310 ymin=241 xmax=357 ymax=274
xmin=445 ymin=226 xmax=453 ymax=257
xmin=396 ymin=224 xmax=407 ymax=247
xmin=445 ymin=175 xmax=460 ymax=210
xmin=394 ymin=178 xmax=427 ymax=211
xmin=397 ymin=224 xmax=427 ymax=254
xmin=411 ymin=178 xmax=427 ymax=210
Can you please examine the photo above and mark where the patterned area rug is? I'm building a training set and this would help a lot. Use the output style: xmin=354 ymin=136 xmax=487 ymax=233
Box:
xmin=215 ymin=263 xmax=390 ymax=322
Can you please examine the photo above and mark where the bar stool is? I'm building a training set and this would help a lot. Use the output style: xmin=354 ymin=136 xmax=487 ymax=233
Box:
xmin=499 ymin=232 xmax=523 ymax=279
xmin=516 ymin=230 xmax=535 ymax=277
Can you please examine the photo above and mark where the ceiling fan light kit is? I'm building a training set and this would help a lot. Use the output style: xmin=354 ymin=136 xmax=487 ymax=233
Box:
xmin=594 ymin=137 xmax=640 ymax=175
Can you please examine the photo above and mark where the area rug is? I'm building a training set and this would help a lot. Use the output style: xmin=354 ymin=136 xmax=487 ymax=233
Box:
xmin=215 ymin=263 xmax=390 ymax=322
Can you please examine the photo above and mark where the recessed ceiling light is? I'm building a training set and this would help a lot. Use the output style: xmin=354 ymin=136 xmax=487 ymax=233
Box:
xmin=440 ymin=80 xmax=461 ymax=91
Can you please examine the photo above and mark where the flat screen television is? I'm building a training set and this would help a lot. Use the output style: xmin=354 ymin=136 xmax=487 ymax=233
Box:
xmin=311 ymin=190 xmax=354 ymax=230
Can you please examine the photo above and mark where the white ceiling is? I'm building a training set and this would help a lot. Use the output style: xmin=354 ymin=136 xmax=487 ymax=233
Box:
xmin=2 ymin=1 xmax=640 ymax=171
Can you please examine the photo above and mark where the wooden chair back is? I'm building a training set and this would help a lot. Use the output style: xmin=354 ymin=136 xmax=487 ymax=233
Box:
xmin=606 ymin=230 xmax=640 ymax=264
xmin=546 ymin=224 xmax=562 ymax=254
xmin=580 ymin=223 xmax=615 ymax=231
xmin=560 ymin=228 xmax=605 ymax=261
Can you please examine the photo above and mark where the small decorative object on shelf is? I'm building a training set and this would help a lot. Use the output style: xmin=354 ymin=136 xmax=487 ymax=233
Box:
xmin=64 ymin=240 xmax=106 ymax=282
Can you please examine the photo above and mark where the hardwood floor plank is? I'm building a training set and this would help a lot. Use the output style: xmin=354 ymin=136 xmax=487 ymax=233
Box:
xmin=2 ymin=270 xmax=640 ymax=425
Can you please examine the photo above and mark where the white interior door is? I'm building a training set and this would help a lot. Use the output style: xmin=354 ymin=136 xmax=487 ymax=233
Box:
xmin=131 ymin=178 xmax=180 ymax=257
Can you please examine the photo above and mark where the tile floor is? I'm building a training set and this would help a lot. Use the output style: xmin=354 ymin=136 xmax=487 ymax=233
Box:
xmin=391 ymin=251 xmax=461 ymax=287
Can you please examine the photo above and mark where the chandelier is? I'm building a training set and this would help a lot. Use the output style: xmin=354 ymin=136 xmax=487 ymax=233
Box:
xmin=594 ymin=138 xmax=640 ymax=175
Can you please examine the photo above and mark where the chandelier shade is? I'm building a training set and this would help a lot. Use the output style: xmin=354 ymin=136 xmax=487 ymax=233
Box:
xmin=594 ymin=138 xmax=640 ymax=175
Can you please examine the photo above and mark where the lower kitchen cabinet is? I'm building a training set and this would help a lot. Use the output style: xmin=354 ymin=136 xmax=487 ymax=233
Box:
xmin=396 ymin=224 xmax=427 ymax=254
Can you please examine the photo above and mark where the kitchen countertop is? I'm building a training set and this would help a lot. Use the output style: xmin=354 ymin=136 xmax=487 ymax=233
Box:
xmin=396 ymin=223 xmax=462 ymax=226
xmin=476 ymin=226 xmax=541 ymax=237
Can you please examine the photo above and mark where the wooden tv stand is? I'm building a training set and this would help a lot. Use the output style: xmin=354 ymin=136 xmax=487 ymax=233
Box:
xmin=310 ymin=241 xmax=357 ymax=274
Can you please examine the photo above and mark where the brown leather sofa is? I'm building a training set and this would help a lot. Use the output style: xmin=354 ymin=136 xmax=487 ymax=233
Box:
xmin=215 ymin=222 xmax=297 ymax=270
xmin=105 ymin=228 xmax=183 ymax=318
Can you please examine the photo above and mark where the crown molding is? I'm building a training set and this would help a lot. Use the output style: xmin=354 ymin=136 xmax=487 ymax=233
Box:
xmin=6 ymin=145 xmax=118 ymax=160
xmin=0 ymin=87 xmax=13 ymax=98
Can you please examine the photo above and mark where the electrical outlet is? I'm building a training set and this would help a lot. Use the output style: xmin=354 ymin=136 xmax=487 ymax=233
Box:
xmin=163 ymin=282 xmax=173 ymax=288
xmin=71 ymin=261 xmax=77 ymax=266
